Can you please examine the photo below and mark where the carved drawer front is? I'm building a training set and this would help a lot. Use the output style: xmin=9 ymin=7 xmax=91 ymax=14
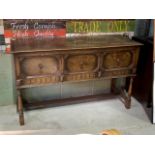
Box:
xmin=101 ymin=49 xmax=139 ymax=77
xmin=20 ymin=56 xmax=59 ymax=76
xmin=103 ymin=51 xmax=132 ymax=70
xmin=64 ymin=54 xmax=98 ymax=81
xmin=17 ymin=56 xmax=60 ymax=86
xmin=65 ymin=54 xmax=98 ymax=73
xmin=20 ymin=76 xmax=60 ymax=86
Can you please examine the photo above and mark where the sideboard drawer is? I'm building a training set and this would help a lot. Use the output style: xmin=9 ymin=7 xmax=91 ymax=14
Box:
xmin=103 ymin=51 xmax=132 ymax=69
xmin=63 ymin=53 xmax=99 ymax=82
xmin=64 ymin=54 xmax=98 ymax=73
xmin=101 ymin=48 xmax=139 ymax=77
xmin=20 ymin=56 xmax=60 ymax=76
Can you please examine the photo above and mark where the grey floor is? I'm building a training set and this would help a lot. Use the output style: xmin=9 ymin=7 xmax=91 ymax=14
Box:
xmin=0 ymin=97 xmax=154 ymax=135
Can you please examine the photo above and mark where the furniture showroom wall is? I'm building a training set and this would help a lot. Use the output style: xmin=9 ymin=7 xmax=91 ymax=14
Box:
xmin=0 ymin=19 xmax=136 ymax=106
xmin=0 ymin=19 xmax=16 ymax=106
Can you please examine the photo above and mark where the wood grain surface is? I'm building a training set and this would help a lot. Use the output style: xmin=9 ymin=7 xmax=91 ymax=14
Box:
xmin=11 ymin=35 xmax=142 ymax=53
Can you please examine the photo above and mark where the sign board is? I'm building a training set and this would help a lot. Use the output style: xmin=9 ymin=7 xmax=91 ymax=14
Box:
xmin=4 ymin=19 xmax=66 ymax=38
xmin=67 ymin=20 xmax=135 ymax=33
xmin=3 ymin=19 xmax=66 ymax=53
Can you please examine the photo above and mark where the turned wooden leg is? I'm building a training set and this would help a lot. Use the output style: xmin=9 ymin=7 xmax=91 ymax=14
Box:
xmin=111 ymin=78 xmax=116 ymax=93
xmin=17 ymin=91 xmax=24 ymax=126
xmin=123 ymin=77 xmax=133 ymax=109
xmin=120 ymin=77 xmax=134 ymax=109
xmin=126 ymin=77 xmax=133 ymax=108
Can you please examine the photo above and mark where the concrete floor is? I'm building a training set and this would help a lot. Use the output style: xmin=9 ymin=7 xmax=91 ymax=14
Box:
xmin=0 ymin=97 xmax=154 ymax=135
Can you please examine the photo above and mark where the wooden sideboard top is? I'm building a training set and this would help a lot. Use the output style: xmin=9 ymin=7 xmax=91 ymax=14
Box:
xmin=11 ymin=35 xmax=143 ymax=53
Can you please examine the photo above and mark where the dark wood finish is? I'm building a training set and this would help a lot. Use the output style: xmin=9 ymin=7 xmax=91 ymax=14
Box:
xmin=127 ymin=77 xmax=133 ymax=108
xmin=17 ymin=91 xmax=24 ymax=125
xmin=154 ymin=20 xmax=155 ymax=62
xmin=12 ymin=35 xmax=142 ymax=125
xmin=24 ymin=94 xmax=118 ymax=110
xmin=11 ymin=35 xmax=142 ymax=53
xmin=111 ymin=78 xmax=116 ymax=93
xmin=122 ymin=77 xmax=133 ymax=109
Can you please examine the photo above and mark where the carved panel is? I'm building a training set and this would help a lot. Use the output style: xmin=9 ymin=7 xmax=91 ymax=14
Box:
xmin=103 ymin=70 xmax=131 ymax=77
xmin=103 ymin=51 xmax=132 ymax=70
xmin=20 ymin=56 xmax=59 ymax=76
xmin=64 ymin=73 xmax=97 ymax=81
xmin=21 ymin=76 xmax=59 ymax=85
xmin=65 ymin=54 xmax=97 ymax=73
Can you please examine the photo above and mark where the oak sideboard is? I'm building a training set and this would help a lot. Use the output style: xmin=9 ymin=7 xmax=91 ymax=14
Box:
xmin=11 ymin=35 xmax=143 ymax=125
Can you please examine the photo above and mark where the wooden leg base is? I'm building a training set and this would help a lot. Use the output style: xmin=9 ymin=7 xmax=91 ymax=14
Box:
xmin=120 ymin=87 xmax=131 ymax=109
xmin=18 ymin=91 xmax=25 ymax=126
xmin=124 ymin=99 xmax=131 ymax=109
xmin=19 ymin=112 xmax=24 ymax=126
xmin=120 ymin=77 xmax=133 ymax=109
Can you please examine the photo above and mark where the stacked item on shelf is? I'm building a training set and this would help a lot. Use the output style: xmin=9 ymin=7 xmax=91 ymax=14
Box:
xmin=0 ymin=35 xmax=5 ymax=52
xmin=0 ymin=20 xmax=6 ymax=53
